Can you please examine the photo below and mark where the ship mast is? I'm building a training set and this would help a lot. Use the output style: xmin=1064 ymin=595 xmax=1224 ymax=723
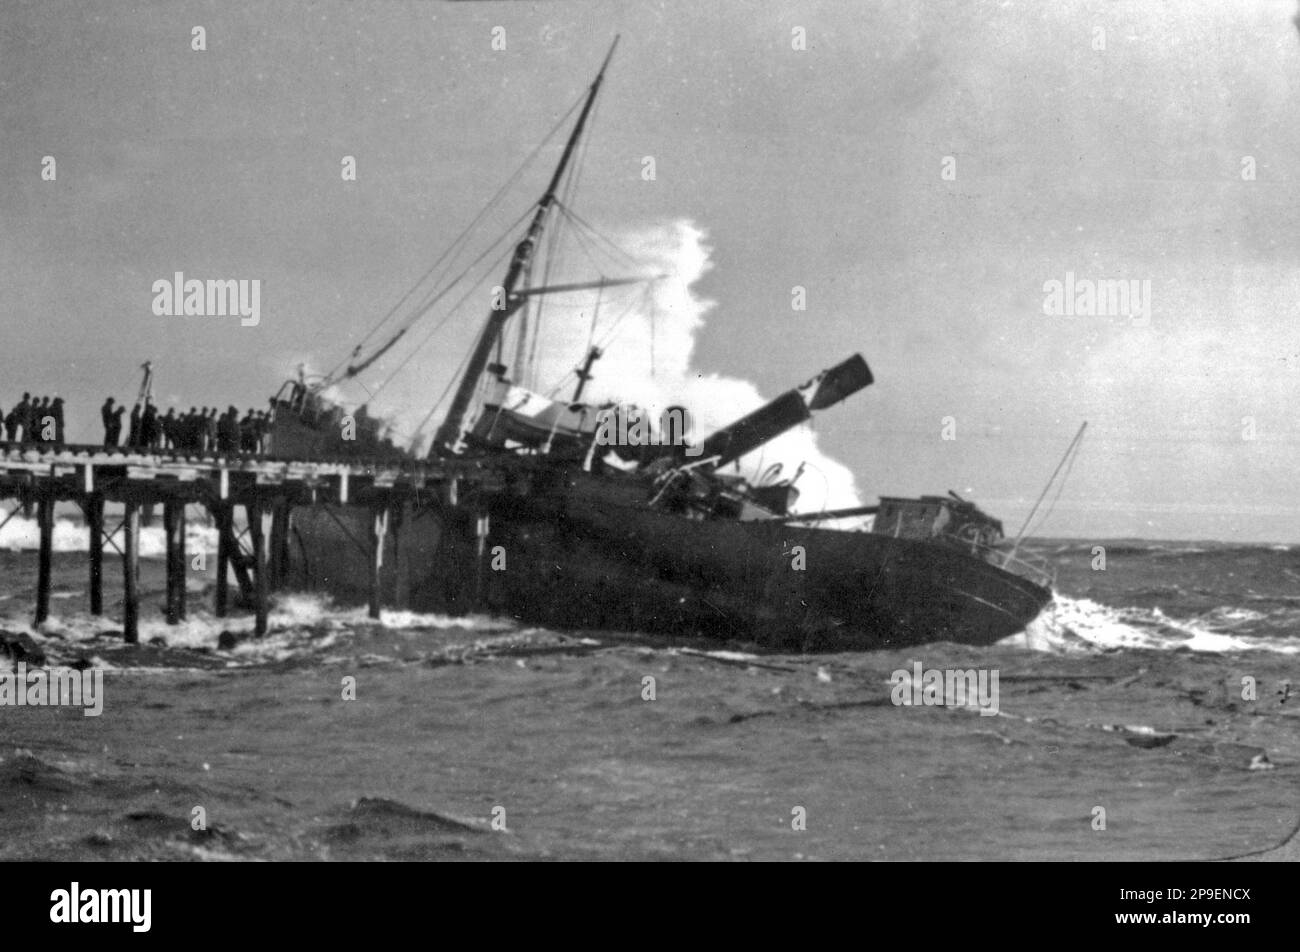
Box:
xmin=429 ymin=37 xmax=620 ymax=457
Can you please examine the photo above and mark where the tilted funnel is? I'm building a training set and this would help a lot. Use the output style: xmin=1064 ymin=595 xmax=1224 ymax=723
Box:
xmin=698 ymin=354 xmax=872 ymax=469
xmin=807 ymin=354 xmax=872 ymax=411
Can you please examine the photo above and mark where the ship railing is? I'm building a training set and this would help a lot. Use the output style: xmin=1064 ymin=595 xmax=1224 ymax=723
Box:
xmin=989 ymin=545 xmax=1057 ymax=590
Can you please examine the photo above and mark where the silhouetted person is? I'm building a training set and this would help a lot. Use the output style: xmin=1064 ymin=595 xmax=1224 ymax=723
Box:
xmin=205 ymin=408 xmax=218 ymax=453
xmin=160 ymin=408 xmax=177 ymax=450
xmin=182 ymin=406 xmax=200 ymax=452
xmin=141 ymin=401 xmax=158 ymax=449
xmin=238 ymin=410 xmax=255 ymax=453
xmin=4 ymin=394 xmax=23 ymax=441
xmin=32 ymin=396 xmax=51 ymax=444
xmin=127 ymin=403 xmax=142 ymax=449
xmin=50 ymin=397 xmax=65 ymax=445
xmin=254 ymin=410 xmax=271 ymax=454
xmin=101 ymin=397 xmax=118 ymax=447
xmin=108 ymin=403 xmax=125 ymax=447
xmin=217 ymin=407 xmax=238 ymax=453
xmin=13 ymin=393 xmax=30 ymax=442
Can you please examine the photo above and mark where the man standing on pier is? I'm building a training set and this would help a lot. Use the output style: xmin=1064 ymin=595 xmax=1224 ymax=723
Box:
xmin=196 ymin=406 xmax=211 ymax=451
xmin=108 ymin=401 xmax=125 ymax=447
xmin=141 ymin=400 xmax=159 ymax=449
xmin=51 ymin=396 xmax=65 ymax=445
xmin=217 ymin=406 xmax=238 ymax=453
xmin=34 ymin=396 xmax=51 ymax=443
xmin=19 ymin=393 xmax=34 ymax=442
xmin=160 ymin=407 xmax=177 ymax=449
xmin=127 ymin=402 xmax=142 ymax=448
xmin=3 ymin=394 xmax=23 ymax=441
xmin=101 ymin=397 xmax=119 ymax=447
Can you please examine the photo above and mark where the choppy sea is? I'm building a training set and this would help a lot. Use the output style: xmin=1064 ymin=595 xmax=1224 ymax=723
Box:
xmin=1 ymin=514 xmax=1297 ymax=860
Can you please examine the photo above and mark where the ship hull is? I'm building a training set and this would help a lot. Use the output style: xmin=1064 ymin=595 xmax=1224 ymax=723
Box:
xmin=284 ymin=468 xmax=1052 ymax=650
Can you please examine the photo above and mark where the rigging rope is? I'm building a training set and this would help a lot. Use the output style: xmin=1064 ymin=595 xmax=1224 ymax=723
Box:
xmin=540 ymin=288 xmax=645 ymax=398
xmin=554 ymin=201 xmax=641 ymax=269
xmin=364 ymin=228 xmax=522 ymax=401
xmin=324 ymin=91 xmax=587 ymax=383
xmin=410 ymin=344 xmax=475 ymax=450
xmin=1023 ymin=431 xmax=1083 ymax=541
xmin=1009 ymin=422 xmax=1088 ymax=554
xmin=525 ymin=117 xmax=588 ymax=388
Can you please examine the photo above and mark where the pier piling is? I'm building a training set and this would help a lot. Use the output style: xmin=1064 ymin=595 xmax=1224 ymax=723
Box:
xmin=247 ymin=500 xmax=268 ymax=636
xmin=163 ymin=499 xmax=186 ymax=624
xmin=392 ymin=502 xmax=411 ymax=610
xmin=122 ymin=500 xmax=140 ymax=644
xmin=214 ymin=503 xmax=231 ymax=617
xmin=268 ymin=498 xmax=290 ymax=589
xmin=86 ymin=494 xmax=104 ymax=615
xmin=369 ymin=506 xmax=389 ymax=620
xmin=473 ymin=508 xmax=490 ymax=609
xmin=34 ymin=489 xmax=54 ymax=625
xmin=177 ymin=502 xmax=187 ymax=620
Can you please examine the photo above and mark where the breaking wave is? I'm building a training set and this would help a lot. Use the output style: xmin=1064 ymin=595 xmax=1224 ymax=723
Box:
xmin=2 ymin=591 xmax=525 ymax=671
xmin=1005 ymin=593 xmax=1300 ymax=655
xmin=0 ymin=513 xmax=218 ymax=558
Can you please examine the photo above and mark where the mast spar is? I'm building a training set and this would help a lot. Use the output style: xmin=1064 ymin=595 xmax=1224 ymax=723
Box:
xmin=429 ymin=37 xmax=620 ymax=458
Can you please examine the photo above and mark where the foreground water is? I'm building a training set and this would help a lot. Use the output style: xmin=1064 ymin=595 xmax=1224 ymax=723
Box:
xmin=1 ymin=529 xmax=1297 ymax=860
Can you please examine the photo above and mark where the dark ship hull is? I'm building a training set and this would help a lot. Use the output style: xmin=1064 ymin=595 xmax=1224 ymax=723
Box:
xmin=271 ymin=43 xmax=1057 ymax=650
xmin=285 ymin=465 xmax=1052 ymax=650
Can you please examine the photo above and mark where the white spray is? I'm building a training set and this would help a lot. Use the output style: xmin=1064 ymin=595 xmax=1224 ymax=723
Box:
xmin=527 ymin=220 xmax=864 ymax=513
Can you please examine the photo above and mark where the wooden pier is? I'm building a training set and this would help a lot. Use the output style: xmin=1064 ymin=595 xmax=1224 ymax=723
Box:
xmin=0 ymin=443 xmax=506 ymax=641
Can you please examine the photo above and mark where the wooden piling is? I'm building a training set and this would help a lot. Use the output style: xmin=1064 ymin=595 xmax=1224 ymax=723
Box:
xmin=473 ymin=508 xmax=490 ymax=609
xmin=123 ymin=500 xmax=140 ymax=644
xmin=214 ymin=503 xmax=230 ymax=617
xmin=87 ymin=495 xmax=104 ymax=616
xmin=248 ymin=500 xmax=268 ymax=636
xmin=369 ymin=507 xmax=389 ymax=620
xmin=164 ymin=500 xmax=179 ymax=624
xmin=215 ymin=503 xmax=255 ymax=612
xmin=163 ymin=499 xmax=186 ymax=624
xmin=176 ymin=501 xmax=187 ymax=621
xmin=268 ymin=498 xmax=289 ymax=589
xmin=392 ymin=502 xmax=411 ymax=610
xmin=34 ymin=489 xmax=53 ymax=625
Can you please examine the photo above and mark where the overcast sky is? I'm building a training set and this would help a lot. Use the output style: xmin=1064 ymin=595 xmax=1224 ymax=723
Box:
xmin=3 ymin=0 xmax=1299 ymax=542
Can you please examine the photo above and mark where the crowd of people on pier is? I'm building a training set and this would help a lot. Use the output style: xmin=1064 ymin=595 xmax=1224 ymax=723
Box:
xmin=0 ymin=393 xmax=65 ymax=444
xmin=0 ymin=392 xmax=273 ymax=454
xmin=101 ymin=400 xmax=273 ymax=454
